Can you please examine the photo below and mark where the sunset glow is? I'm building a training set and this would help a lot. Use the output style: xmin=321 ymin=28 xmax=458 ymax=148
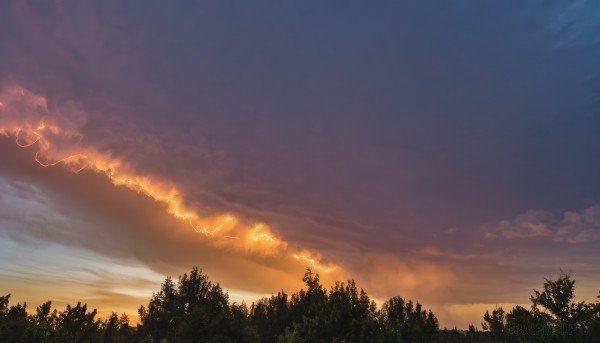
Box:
xmin=1 ymin=1 xmax=599 ymax=336
xmin=0 ymin=88 xmax=337 ymax=275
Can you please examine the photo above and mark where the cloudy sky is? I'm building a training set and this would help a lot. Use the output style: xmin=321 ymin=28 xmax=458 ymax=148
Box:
xmin=1 ymin=1 xmax=599 ymax=328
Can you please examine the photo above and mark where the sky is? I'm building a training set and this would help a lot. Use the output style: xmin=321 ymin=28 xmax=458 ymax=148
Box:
xmin=0 ymin=1 xmax=599 ymax=328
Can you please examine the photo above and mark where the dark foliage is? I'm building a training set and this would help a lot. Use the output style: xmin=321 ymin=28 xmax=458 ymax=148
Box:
xmin=440 ymin=272 xmax=600 ymax=343
xmin=1 ymin=269 xmax=597 ymax=342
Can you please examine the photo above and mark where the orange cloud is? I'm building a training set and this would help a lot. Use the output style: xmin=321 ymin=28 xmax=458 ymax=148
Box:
xmin=0 ymin=85 xmax=338 ymax=276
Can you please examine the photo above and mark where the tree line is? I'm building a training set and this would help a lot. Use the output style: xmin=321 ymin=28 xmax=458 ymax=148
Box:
xmin=0 ymin=267 xmax=598 ymax=342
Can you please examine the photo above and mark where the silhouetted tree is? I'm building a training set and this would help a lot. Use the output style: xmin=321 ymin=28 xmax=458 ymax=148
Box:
xmin=481 ymin=272 xmax=600 ymax=343
xmin=4 ymin=300 xmax=28 ymax=343
xmin=439 ymin=327 xmax=464 ymax=343
xmin=138 ymin=275 xmax=177 ymax=341
xmin=530 ymin=272 xmax=590 ymax=328
xmin=0 ymin=267 xmax=447 ymax=342
xmin=139 ymin=267 xmax=239 ymax=342
xmin=382 ymin=296 xmax=439 ymax=343
xmin=230 ymin=301 xmax=259 ymax=342
xmin=4 ymin=270 xmax=598 ymax=342
xmin=101 ymin=312 xmax=131 ymax=343
xmin=481 ymin=306 xmax=506 ymax=340
xmin=250 ymin=291 xmax=290 ymax=342
xmin=55 ymin=302 xmax=101 ymax=343
xmin=278 ymin=269 xmax=330 ymax=342
xmin=279 ymin=270 xmax=424 ymax=342
xmin=28 ymin=301 xmax=55 ymax=342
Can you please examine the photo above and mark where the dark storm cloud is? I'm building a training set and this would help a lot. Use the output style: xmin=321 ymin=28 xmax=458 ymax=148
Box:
xmin=1 ymin=0 xmax=599 ymax=327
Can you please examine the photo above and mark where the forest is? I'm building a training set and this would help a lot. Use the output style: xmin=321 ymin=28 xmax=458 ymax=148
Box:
xmin=0 ymin=267 xmax=598 ymax=342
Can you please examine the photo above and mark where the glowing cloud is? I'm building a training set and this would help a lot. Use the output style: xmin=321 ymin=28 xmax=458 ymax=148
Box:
xmin=0 ymin=85 xmax=337 ymax=273
xmin=293 ymin=254 xmax=337 ymax=272
xmin=250 ymin=224 xmax=275 ymax=242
